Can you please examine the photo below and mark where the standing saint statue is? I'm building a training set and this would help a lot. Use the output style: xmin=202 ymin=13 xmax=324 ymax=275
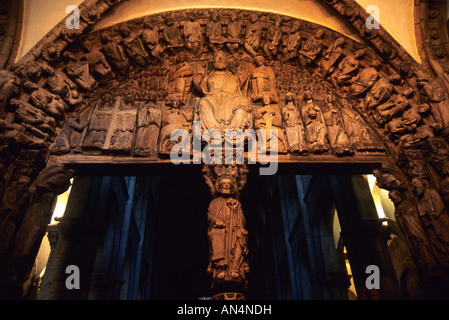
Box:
xmin=207 ymin=175 xmax=249 ymax=289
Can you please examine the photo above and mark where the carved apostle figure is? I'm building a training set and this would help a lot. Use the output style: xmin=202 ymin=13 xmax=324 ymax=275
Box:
xmin=134 ymin=93 xmax=161 ymax=157
xmin=302 ymin=92 xmax=328 ymax=154
xmin=206 ymin=11 xmax=225 ymax=52
xmin=159 ymin=95 xmax=191 ymax=155
xmin=196 ymin=50 xmax=251 ymax=132
xmin=263 ymin=15 xmax=283 ymax=59
xmin=388 ymin=189 xmax=436 ymax=272
xmin=253 ymin=94 xmax=288 ymax=153
xmin=281 ymin=92 xmax=308 ymax=155
xmin=340 ymin=100 xmax=384 ymax=152
xmin=11 ymin=165 xmax=74 ymax=288
xmin=322 ymin=94 xmax=352 ymax=156
xmin=207 ymin=175 xmax=249 ymax=285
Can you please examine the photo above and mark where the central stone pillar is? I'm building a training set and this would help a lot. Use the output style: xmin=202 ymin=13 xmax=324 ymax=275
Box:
xmin=202 ymin=164 xmax=250 ymax=300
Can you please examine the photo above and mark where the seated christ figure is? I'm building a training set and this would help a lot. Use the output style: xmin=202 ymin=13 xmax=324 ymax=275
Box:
xmin=197 ymin=50 xmax=251 ymax=134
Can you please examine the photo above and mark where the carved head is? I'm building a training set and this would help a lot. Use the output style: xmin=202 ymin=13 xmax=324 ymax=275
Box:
xmin=354 ymin=49 xmax=366 ymax=59
xmin=250 ymin=12 xmax=258 ymax=23
xmin=335 ymin=37 xmax=345 ymax=47
xmin=371 ymin=59 xmax=382 ymax=70
xmin=63 ymin=51 xmax=77 ymax=61
xmin=262 ymin=93 xmax=271 ymax=106
xmin=178 ymin=51 xmax=187 ymax=62
xmin=388 ymin=189 xmax=402 ymax=205
xmin=411 ymin=177 xmax=425 ymax=196
xmin=81 ymin=41 xmax=92 ymax=52
xmin=41 ymin=64 xmax=55 ymax=76
xmin=120 ymin=26 xmax=131 ymax=37
xmin=285 ymin=92 xmax=295 ymax=102
xmin=291 ymin=21 xmax=301 ymax=33
xmin=255 ymin=55 xmax=265 ymax=67
xmin=100 ymin=32 xmax=112 ymax=44
xmin=216 ymin=175 xmax=238 ymax=195
xmin=303 ymin=91 xmax=313 ymax=101
xmin=213 ymin=50 xmax=227 ymax=70
xmin=315 ymin=28 xmax=324 ymax=39
xmin=325 ymin=94 xmax=335 ymax=104
xmin=102 ymin=93 xmax=112 ymax=102
xmin=418 ymin=103 xmax=430 ymax=114
xmin=230 ymin=11 xmax=238 ymax=22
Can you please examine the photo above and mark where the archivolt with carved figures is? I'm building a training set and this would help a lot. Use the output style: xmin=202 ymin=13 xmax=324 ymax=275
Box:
xmin=1 ymin=0 xmax=449 ymax=298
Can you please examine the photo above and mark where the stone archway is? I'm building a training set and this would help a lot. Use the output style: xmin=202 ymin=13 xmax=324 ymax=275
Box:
xmin=2 ymin=0 xmax=449 ymax=299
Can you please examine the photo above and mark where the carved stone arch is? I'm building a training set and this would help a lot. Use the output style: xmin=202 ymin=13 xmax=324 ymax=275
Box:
xmin=2 ymin=0 xmax=449 ymax=298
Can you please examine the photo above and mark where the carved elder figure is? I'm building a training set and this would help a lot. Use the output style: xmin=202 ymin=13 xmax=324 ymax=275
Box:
xmin=243 ymin=13 xmax=262 ymax=57
xmin=141 ymin=17 xmax=164 ymax=61
xmin=282 ymin=21 xmax=301 ymax=61
xmin=263 ymin=15 xmax=283 ymax=59
xmin=225 ymin=11 xmax=241 ymax=55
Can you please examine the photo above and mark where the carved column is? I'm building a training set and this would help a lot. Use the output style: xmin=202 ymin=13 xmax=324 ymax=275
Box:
xmin=202 ymin=164 xmax=250 ymax=300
